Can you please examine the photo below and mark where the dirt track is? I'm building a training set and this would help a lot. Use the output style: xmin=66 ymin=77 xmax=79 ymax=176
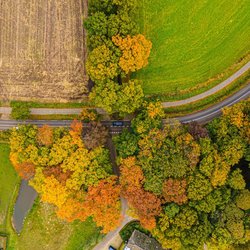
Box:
xmin=0 ymin=0 xmax=88 ymax=102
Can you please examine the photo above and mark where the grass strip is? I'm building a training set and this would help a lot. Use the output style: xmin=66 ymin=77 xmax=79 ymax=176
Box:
xmin=9 ymin=100 xmax=92 ymax=109
xmin=164 ymin=71 xmax=250 ymax=117
xmin=146 ymin=55 xmax=250 ymax=102
xmin=29 ymin=114 xmax=79 ymax=120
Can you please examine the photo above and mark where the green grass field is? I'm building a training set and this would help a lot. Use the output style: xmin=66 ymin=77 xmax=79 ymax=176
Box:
xmin=134 ymin=0 xmax=250 ymax=99
xmin=0 ymin=144 xmax=19 ymax=232
xmin=7 ymin=201 xmax=103 ymax=250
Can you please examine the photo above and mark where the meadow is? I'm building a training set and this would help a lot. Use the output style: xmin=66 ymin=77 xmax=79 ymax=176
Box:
xmin=0 ymin=143 xmax=19 ymax=232
xmin=134 ymin=0 xmax=250 ymax=100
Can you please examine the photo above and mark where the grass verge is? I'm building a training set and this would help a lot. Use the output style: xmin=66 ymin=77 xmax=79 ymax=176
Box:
xmin=9 ymin=101 xmax=92 ymax=109
xmin=0 ymin=144 xmax=19 ymax=232
xmin=29 ymin=114 xmax=80 ymax=120
xmin=7 ymin=200 xmax=103 ymax=250
xmin=164 ymin=71 xmax=250 ymax=117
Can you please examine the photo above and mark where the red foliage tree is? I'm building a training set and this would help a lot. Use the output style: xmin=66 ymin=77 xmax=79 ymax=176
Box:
xmin=162 ymin=178 xmax=188 ymax=205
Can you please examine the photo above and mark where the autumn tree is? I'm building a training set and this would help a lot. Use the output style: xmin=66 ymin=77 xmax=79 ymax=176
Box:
xmin=162 ymin=178 xmax=188 ymax=205
xmin=13 ymin=162 xmax=36 ymax=180
xmin=10 ymin=121 xmax=120 ymax=234
xmin=120 ymin=157 xmax=161 ymax=230
xmin=83 ymin=121 xmax=109 ymax=149
xmin=116 ymin=101 xmax=250 ymax=249
xmin=37 ymin=125 xmax=53 ymax=146
xmin=137 ymin=122 xmax=200 ymax=195
xmin=112 ymin=34 xmax=152 ymax=74
xmin=86 ymin=44 xmax=120 ymax=82
xmin=188 ymin=121 xmax=209 ymax=141
xmin=85 ymin=176 xmax=121 ymax=233
xmin=207 ymin=99 xmax=249 ymax=166
xmin=80 ymin=109 xmax=97 ymax=122
xmin=131 ymin=101 xmax=165 ymax=135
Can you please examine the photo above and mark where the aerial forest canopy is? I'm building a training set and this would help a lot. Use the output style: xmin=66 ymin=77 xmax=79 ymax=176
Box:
xmin=114 ymin=99 xmax=250 ymax=250
xmin=9 ymin=120 xmax=121 ymax=234
xmin=9 ymin=99 xmax=250 ymax=249
xmin=84 ymin=0 xmax=151 ymax=115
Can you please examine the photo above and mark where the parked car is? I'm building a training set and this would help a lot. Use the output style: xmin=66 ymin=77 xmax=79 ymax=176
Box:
xmin=109 ymin=246 xmax=117 ymax=250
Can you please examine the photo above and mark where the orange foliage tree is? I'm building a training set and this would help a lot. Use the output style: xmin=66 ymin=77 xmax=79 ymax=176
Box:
xmin=162 ymin=178 xmax=188 ymax=205
xmin=14 ymin=161 xmax=36 ymax=180
xmin=112 ymin=34 xmax=152 ymax=74
xmin=85 ymin=176 xmax=122 ymax=233
xmin=37 ymin=125 xmax=53 ymax=146
xmin=120 ymin=157 xmax=162 ymax=230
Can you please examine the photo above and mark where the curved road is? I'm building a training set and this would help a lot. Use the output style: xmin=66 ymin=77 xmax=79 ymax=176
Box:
xmin=0 ymin=83 xmax=249 ymax=130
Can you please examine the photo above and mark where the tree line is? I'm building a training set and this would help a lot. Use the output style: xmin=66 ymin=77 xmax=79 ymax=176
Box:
xmin=84 ymin=0 xmax=151 ymax=116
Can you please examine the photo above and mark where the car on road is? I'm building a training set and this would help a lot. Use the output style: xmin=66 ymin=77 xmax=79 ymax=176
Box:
xmin=112 ymin=121 xmax=124 ymax=127
xmin=109 ymin=246 xmax=116 ymax=250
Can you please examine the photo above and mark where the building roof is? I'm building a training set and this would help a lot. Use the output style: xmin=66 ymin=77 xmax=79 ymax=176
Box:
xmin=125 ymin=230 xmax=164 ymax=250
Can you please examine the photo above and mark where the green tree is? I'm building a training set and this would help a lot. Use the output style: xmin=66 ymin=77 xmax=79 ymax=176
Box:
xmin=108 ymin=11 xmax=138 ymax=38
xmin=236 ymin=189 xmax=250 ymax=210
xmin=113 ymin=129 xmax=139 ymax=158
xmin=187 ymin=172 xmax=213 ymax=201
xmin=89 ymin=79 xmax=119 ymax=114
xmin=227 ymin=169 xmax=246 ymax=190
xmin=86 ymin=45 xmax=120 ymax=82
xmin=90 ymin=79 xmax=144 ymax=115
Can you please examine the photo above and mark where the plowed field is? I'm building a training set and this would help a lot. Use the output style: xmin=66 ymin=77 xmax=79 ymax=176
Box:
xmin=0 ymin=0 xmax=88 ymax=102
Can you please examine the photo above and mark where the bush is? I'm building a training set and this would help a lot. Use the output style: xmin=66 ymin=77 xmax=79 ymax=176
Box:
xmin=11 ymin=102 xmax=30 ymax=120
xmin=119 ymin=221 xmax=149 ymax=242
xmin=0 ymin=130 xmax=11 ymax=143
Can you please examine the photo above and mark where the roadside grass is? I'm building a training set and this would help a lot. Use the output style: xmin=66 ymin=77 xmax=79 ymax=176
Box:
xmin=29 ymin=114 xmax=80 ymax=120
xmin=9 ymin=100 xmax=92 ymax=109
xmin=0 ymin=144 xmax=19 ymax=232
xmin=164 ymin=71 xmax=250 ymax=117
xmin=134 ymin=0 xmax=250 ymax=99
xmin=7 ymin=201 xmax=103 ymax=250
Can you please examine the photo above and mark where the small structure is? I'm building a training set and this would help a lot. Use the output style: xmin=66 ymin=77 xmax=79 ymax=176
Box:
xmin=0 ymin=235 xmax=7 ymax=250
xmin=124 ymin=230 xmax=164 ymax=250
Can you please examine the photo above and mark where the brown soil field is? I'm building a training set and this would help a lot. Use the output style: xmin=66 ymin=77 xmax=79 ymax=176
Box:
xmin=0 ymin=0 xmax=88 ymax=102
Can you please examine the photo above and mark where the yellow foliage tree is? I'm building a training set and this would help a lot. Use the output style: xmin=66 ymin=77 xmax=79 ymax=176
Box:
xmin=112 ymin=34 xmax=152 ymax=74
xmin=41 ymin=176 xmax=70 ymax=208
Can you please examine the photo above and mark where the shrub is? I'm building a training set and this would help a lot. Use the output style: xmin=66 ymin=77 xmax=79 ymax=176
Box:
xmin=11 ymin=102 xmax=30 ymax=120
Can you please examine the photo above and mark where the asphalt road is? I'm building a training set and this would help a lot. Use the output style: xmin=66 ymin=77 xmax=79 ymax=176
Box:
xmin=176 ymin=82 xmax=250 ymax=124
xmin=0 ymin=83 xmax=249 ymax=130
